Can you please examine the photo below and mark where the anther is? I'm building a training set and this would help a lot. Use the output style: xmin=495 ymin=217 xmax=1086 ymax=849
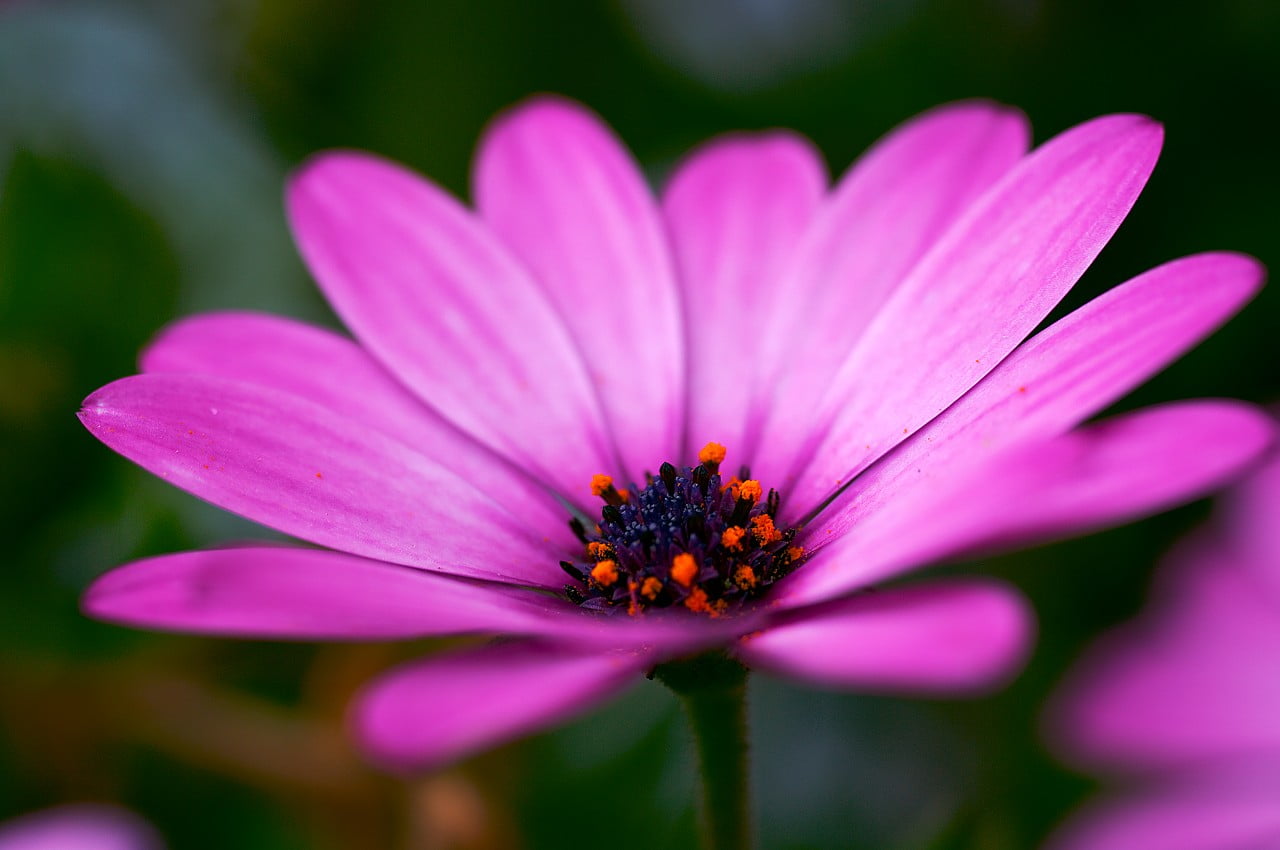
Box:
xmin=560 ymin=560 xmax=586 ymax=581
xmin=659 ymin=461 xmax=678 ymax=495
xmin=697 ymin=442 xmax=727 ymax=473
xmin=569 ymin=517 xmax=589 ymax=544
xmin=601 ymin=504 xmax=624 ymax=526
xmin=591 ymin=559 xmax=619 ymax=587
xmin=671 ymin=553 xmax=698 ymax=587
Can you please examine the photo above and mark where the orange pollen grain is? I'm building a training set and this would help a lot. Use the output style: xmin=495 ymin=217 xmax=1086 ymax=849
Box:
xmin=721 ymin=526 xmax=746 ymax=551
xmin=698 ymin=441 xmax=727 ymax=465
xmin=671 ymin=553 xmax=699 ymax=587
xmin=738 ymin=480 xmax=763 ymax=502
xmin=589 ymin=474 xmax=613 ymax=496
xmin=616 ymin=488 xmax=630 ymax=503
xmin=640 ymin=577 xmax=663 ymax=599
xmin=721 ymin=476 xmax=741 ymax=496
xmin=787 ymin=545 xmax=805 ymax=562
xmin=734 ymin=565 xmax=757 ymax=589
xmin=750 ymin=514 xmax=782 ymax=545
xmin=587 ymin=542 xmax=613 ymax=560
xmin=590 ymin=559 xmax=619 ymax=587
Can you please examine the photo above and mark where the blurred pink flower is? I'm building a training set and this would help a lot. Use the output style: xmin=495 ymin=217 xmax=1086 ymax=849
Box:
xmin=0 ymin=805 xmax=162 ymax=850
xmin=1045 ymin=442 xmax=1280 ymax=849
xmin=80 ymin=96 xmax=1270 ymax=771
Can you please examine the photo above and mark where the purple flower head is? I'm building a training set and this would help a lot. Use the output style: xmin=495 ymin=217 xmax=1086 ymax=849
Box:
xmin=79 ymin=96 xmax=1272 ymax=772
xmin=1044 ymin=438 xmax=1280 ymax=849
xmin=0 ymin=805 xmax=162 ymax=850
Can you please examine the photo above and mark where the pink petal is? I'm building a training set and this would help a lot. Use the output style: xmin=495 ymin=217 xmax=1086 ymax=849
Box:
xmin=354 ymin=641 xmax=648 ymax=771
xmin=778 ymin=401 xmax=1272 ymax=607
xmin=807 ymin=251 xmax=1264 ymax=534
xmin=662 ymin=131 xmax=826 ymax=457
xmin=286 ymin=151 xmax=616 ymax=501
xmin=84 ymin=545 xmax=752 ymax=652
xmin=1046 ymin=768 xmax=1280 ymax=850
xmin=84 ymin=546 xmax=588 ymax=640
xmin=142 ymin=311 xmax=575 ymax=544
xmin=79 ymin=373 xmax=562 ymax=588
xmin=1048 ymin=536 xmax=1280 ymax=772
xmin=474 ymin=96 xmax=684 ymax=479
xmin=749 ymin=101 xmax=1028 ymax=466
xmin=737 ymin=579 xmax=1032 ymax=695
xmin=0 ymin=805 xmax=162 ymax=850
xmin=762 ymin=114 xmax=1164 ymax=516
xmin=1222 ymin=447 xmax=1280 ymax=590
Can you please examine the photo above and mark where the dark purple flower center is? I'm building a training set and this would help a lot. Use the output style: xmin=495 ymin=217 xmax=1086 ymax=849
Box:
xmin=560 ymin=443 xmax=805 ymax=618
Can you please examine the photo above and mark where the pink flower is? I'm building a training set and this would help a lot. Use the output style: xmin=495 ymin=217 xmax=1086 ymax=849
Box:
xmin=1044 ymin=442 xmax=1280 ymax=849
xmin=80 ymin=96 xmax=1271 ymax=772
xmin=0 ymin=805 xmax=162 ymax=850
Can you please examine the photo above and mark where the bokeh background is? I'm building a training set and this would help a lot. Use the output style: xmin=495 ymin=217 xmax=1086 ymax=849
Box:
xmin=1 ymin=0 xmax=1276 ymax=847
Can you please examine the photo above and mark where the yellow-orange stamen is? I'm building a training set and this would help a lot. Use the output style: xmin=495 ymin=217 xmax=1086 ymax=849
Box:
xmin=734 ymin=565 xmax=757 ymax=590
xmin=590 ymin=559 xmax=619 ymax=587
xmin=721 ymin=526 xmax=746 ymax=551
xmin=671 ymin=553 xmax=699 ymax=587
xmin=683 ymin=587 xmax=727 ymax=617
xmin=787 ymin=545 xmax=805 ymax=562
xmin=750 ymin=514 xmax=782 ymax=545
xmin=721 ymin=476 xmax=741 ymax=497
xmin=640 ymin=576 xmax=663 ymax=599
xmin=697 ymin=441 xmax=727 ymax=472
xmin=590 ymin=473 xmax=626 ymax=506
xmin=587 ymin=541 xmax=613 ymax=560
xmin=738 ymin=479 xmax=763 ymax=503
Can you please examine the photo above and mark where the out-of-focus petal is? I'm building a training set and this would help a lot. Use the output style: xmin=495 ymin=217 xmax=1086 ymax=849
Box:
xmin=286 ymin=151 xmax=616 ymax=501
xmin=1045 ymin=765 xmax=1280 ymax=850
xmin=354 ymin=641 xmax=648 ymax=772
xmin=737 ymin=579 xmax=1032 ymax=695
xmin=778 ymin=401 xmax=1272 ymax=607
xmin=749 ymin=101 xmax=1028 ymax=469
xmin=1222 ymin=447 xmax=1280 ymax=590
xmin=79 ymin=373 xmax=562 ymax=588
xmin=764 ymin=114 xmax=1164 ymax=517
xmin=0 ymin=805 xmax=162 ymax=850
xmin=808 ymin=251 xmax=1264 ymax=534
xmin=142 ymin=311 xmax=576 ymax=544
xmin=662 ymin=131 xmax=826 ymax=456
xmin=1047 ymin=536 xmax=1280 ymax=772
xmin=474 ymin=96 xmax=684 ymax=479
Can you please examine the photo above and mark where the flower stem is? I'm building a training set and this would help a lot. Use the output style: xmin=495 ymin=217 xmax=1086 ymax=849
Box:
xmin=655 ymin=653 xmax=752 ymax=850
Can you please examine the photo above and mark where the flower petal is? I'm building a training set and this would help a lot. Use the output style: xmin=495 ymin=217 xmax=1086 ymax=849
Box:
xmin=79 ymin=373 xmax=562 ymax=587
xmin=1048 ymin=536 xmax=1280 ymax=772
xmin=142 ymin=311 xmax=575 ymax=544
xmin=474 ymin=96 xmax=684 ymax=478
xmin=354 ymin=641 xmax=647 ymax=772
xmin=779 ymin=401 xmax=1272 ymax=607
xmin=84 ymin=544 xmax=750 ymax=652
xmin=763 ymin=113 xmax=1164 ymax=516
xmin=84 ymin=546 xmax=589 ymax=640
xmin=662 ymin=131 xmax=826 ymax=456
xmin=1046 ymin=768 xmax=1280 ymax=850
xmin=749 ymin=101 xmax=1028 ymax=466
xmin=286 ymin=151 xmax=615 ymax=501
xmin=806 ymin=251 xmax=1264 ymax=533
xmin=737 ymin=579 xmax=1032 ymax=695
xmin=0 ymin=805 xmax=162 ymax=850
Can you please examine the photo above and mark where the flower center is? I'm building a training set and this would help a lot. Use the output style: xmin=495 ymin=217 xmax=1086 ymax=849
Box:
xmin=561 ymin=443 xmax=805 ymax=618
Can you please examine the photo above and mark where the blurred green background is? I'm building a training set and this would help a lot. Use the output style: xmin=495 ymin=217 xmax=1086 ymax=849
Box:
xmin=0 ymin=0 xmax=1276 ymax=847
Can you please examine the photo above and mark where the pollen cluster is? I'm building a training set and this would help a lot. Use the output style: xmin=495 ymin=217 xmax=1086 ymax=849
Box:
xmin=560 ymin=443 xmax=805 ymax=617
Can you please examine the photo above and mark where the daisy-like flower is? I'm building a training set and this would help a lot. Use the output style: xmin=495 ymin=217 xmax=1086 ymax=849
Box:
xmin=0 ymin=805 xmax=162 ymax=850
xmin=81 ymin=97 xmax=1269 ymax=788
xmin=1044 ymin=441 xmax=1280 ymax=850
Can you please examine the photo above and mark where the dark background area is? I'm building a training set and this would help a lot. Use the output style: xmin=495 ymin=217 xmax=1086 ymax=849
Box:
xmin=1 ymin=0 xmax=1276 ymax=847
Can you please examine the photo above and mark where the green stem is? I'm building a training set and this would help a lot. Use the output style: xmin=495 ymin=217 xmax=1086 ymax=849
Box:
xmin=655 ymin=653 xmax=752 ymax=850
